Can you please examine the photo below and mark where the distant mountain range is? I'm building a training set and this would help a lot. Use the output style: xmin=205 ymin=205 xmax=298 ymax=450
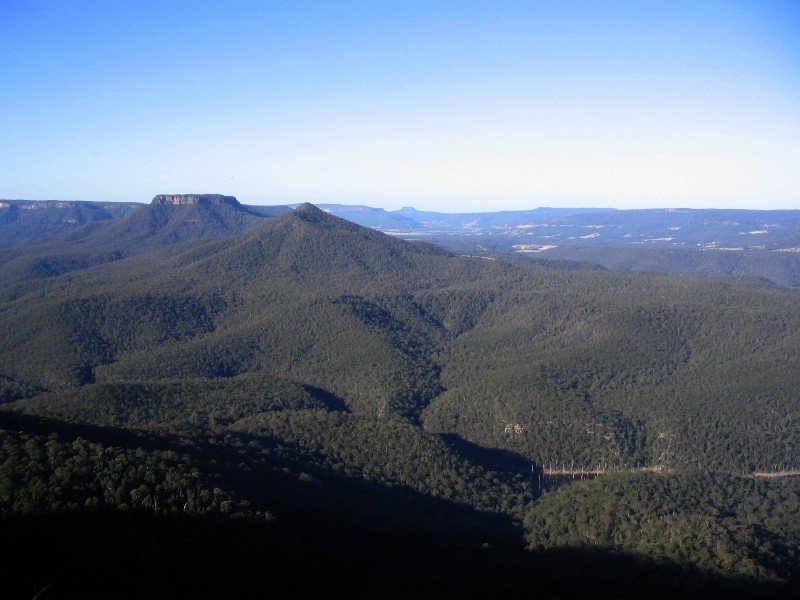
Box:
xmin=5 ymin=197 xmax=798 ymax=286
xmin=0 ymin=195 xmax=284 ymax=286
xmin=289 ymin=204 xmax=614 ymax=231
xmin=307 ymin=203 xmax=800 ymax=255
xmin=0 ymin=199 xmax=140 ymax=246
xmin=5 ymin=197 xmax=799 ymax=253
xmin=303 ymin=204 xmax=800 ymax=286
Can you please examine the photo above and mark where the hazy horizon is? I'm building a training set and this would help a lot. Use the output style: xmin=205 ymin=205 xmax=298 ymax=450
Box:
xmin=6 ymin=195 xmax=800 ymax=215
xmin=2 ymin=1 xmax=799 ymax=212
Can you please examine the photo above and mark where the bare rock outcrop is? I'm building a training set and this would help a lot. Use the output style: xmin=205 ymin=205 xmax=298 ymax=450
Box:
xmin=151 ymin=194 xmax=240 ymax=207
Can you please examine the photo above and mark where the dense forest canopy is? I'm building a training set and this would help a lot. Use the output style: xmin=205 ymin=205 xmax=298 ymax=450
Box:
xmin=1 ymin=201 xmax=798 ymax=597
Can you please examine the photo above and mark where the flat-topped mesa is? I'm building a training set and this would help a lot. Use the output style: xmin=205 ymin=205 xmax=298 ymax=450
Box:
xmin=151 ymin=194 xmax=240 ymax=207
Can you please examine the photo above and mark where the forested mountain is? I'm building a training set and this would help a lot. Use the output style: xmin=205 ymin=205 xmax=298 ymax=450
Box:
xmin=0 ymin=196 xmax=291 ymax=251
xmin=4 ymin=410 xmax=789 ymax=599
xmin=3 ymin=203 xmax=797 ymax=470
xmin=0 ymin=194 xmax=276 ymax=289
xmin=0 ymin=199 xmax=140 ymax=246
xmin=542 ymin=245 xmax=800 ymax=288
xmin=432 ymin=239 xmax=800 ymax=288
xmin=6 ymin=199 xmax=800 ymax=286
xmin=1 ymin=202 xmax=798 ymax=597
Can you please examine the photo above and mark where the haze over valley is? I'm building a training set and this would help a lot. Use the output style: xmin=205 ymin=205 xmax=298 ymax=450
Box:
xmin=5 ymin=197 xmax=800 ymax=287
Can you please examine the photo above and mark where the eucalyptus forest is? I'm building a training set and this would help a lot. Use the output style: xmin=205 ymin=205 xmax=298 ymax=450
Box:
xmin=1 ymin=197 xmax=798 ymax=598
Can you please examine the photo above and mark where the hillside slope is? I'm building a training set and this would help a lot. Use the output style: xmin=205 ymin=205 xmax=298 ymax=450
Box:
xmin=1 ymin=203 xmax=799 ymax=590
xmin=1 ymin=204 xmax=797 ymax=472
xmin=0 ymin=199 xmax=139 ymax=247
xmin=0 ymin=194 xmax=272 ymax=288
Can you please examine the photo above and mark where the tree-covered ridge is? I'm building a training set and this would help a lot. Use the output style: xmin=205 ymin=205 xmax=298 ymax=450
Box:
xmin=0 ymin=290 xmax=229 ymax=388
xmin=1 ymin=205 xmax=798 ymax=471
xmin=11 ymin=376 xmax=331 ymax=430
xmin=6 ymin=394 xmax=798 ymax=589
xmin=0 ymin=200 xmax=140 ymax=247
xmin=3 ymin=413 xmax=789 ymax=599
xmin=422 ymin=270 xmax=800 ymax=471
xmin=1 ymin=204 xmax=799 ymax=593
xmin=0 ymin=200 xmax=272 ymax=287
xmin=229 ymin=410 xmax=532 ymax=518
xmin=6 ymin=200 xmax=800 ymax=286
xmin=543 ymin=245 xmax=800 ymax=288
xmin=0 ymin=420 xmax=259 ymax=520
xmin=525 ymin=472 xmax=800 ymax=581
xmin=9 ymin=383 xmax=530 ymax=520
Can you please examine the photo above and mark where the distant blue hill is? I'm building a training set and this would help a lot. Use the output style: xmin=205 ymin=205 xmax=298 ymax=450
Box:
xmin=287 ymin=203 xmax=615 ymax=230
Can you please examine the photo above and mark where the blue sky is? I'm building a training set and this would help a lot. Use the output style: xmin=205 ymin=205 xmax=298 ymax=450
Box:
xmin=1 ymin=1 xmax=798 ymax=211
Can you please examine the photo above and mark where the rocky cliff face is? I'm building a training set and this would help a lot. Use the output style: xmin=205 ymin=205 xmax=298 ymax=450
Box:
xmin=151 ymin=194 xmax=240 ymax=207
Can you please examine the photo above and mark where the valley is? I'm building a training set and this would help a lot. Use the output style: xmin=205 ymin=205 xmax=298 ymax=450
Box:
xmin=0 ymin=198 xmax=798 ymax=598
xmin=5 ymin=2 xmax=798 ymax=596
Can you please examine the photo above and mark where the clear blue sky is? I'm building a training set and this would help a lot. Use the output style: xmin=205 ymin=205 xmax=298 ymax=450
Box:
xmin=1 ymin=1 xmax=798 ymax=211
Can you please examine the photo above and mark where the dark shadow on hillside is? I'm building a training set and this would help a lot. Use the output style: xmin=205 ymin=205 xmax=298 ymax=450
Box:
xmin=176 ymin=426 xmax=526 ymax=548
xmin=302 ymin=383 xmax=349 ymax=411
xmin=441 ymin=433 xmax=532 ymax=473
xmin=2 ymin=411 xmax=797 ymax=599
xmin=0 ymin=409 xmax=521 ymax=546
xmin=2 ymin=510 xmax=793 ymax=600
xmin=0 ymin=409 xmax=181 ymax=453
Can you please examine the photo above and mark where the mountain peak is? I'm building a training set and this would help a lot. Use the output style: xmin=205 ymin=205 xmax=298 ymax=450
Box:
xmin=291 ymin=202 xmax=332 ymax=222
xmin=151 ymin=194 xmax=240 ymax=207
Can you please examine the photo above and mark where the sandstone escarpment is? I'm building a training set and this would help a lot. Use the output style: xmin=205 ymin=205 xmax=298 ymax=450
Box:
xmin=151 ymin=194 xmax=240 ymax=207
